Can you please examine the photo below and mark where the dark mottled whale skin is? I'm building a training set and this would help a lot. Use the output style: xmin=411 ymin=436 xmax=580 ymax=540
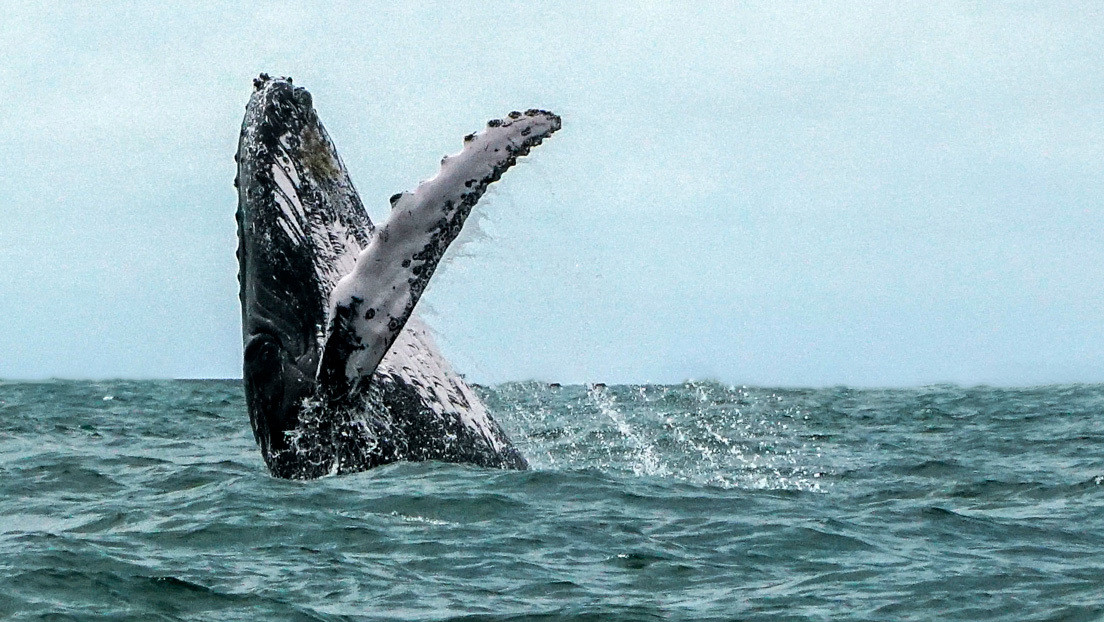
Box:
xmin=235 ymin=74 xmax=560 ymax=478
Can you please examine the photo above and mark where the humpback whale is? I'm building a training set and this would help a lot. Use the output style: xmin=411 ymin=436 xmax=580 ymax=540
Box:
xmin=235 ymin=75 xmax=560 ymax=479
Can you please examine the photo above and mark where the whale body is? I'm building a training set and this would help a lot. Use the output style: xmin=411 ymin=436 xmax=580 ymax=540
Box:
xmin=235 ymin=75 xmax=559 ymax=478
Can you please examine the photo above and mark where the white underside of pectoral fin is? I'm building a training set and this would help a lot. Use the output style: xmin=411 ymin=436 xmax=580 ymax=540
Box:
xmin=317 ymin=110 xmax=561 ymax=393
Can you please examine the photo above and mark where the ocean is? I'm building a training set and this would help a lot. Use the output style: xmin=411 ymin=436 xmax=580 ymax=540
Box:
xmin=1 ymin=380 xmax=1101 ymax=621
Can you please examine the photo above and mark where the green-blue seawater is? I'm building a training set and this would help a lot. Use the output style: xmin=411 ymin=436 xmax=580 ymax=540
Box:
xmin=1 ymin=380 xmax=1102 ymax=620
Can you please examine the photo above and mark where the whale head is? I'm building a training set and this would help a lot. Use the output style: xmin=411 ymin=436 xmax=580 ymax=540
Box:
xmin=235 ymin=74 xmax=371 ymax=463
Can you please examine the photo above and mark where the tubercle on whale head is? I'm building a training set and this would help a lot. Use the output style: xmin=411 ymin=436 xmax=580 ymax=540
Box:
xmin=243 ymin=77 xmax=348 ymax=191
xmin=252 ymin=72 xmax=293 ymax=90
xmin=242 ymin=76 xmax=315 ymax=148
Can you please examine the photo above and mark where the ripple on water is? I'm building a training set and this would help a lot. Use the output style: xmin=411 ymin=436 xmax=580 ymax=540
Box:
xmin=0 ymin=380 xmax=1102 ymax=620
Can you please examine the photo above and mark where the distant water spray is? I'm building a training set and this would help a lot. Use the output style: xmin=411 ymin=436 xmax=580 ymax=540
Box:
xmin=586 ymin=384 xmax=668 ymax=478
xmin=482 ymin=381 xmax=826 ymax=491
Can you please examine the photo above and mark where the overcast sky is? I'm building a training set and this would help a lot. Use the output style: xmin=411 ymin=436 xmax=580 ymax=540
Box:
xmin=1 ymin=2 xmax=1102 ymax=386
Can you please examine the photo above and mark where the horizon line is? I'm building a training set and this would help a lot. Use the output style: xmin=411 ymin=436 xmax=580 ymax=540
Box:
xmin=1 ymin=376 xmax=1102 ymax=391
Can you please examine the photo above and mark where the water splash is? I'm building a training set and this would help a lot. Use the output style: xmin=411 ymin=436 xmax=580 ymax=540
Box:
xmin=586 ymin=384 xmax=668 ymax=478
xmin=483 ymin=381 xmax=826 ymax=491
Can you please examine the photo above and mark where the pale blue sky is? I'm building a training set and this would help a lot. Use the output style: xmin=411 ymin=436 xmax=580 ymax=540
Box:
xmin=1 ymin=2 xmax=1102 ymax=385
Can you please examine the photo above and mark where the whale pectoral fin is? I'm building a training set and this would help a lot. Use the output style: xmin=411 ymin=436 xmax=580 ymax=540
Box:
xmin=317 ymin=110 xmax=562 ymax=397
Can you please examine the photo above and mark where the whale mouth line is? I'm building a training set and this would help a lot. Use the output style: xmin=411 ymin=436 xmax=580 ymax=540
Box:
xmin=236 ymin=74 xmax=559 ymax=478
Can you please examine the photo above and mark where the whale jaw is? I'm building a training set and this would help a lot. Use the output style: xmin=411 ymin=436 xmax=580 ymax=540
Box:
xmin=236 ymin=75 xmax=557 ymax=478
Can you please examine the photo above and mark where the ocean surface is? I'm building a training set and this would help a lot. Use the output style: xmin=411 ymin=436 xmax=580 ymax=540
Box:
xmin=1 ymin=380 xmax=1102 ymax=621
